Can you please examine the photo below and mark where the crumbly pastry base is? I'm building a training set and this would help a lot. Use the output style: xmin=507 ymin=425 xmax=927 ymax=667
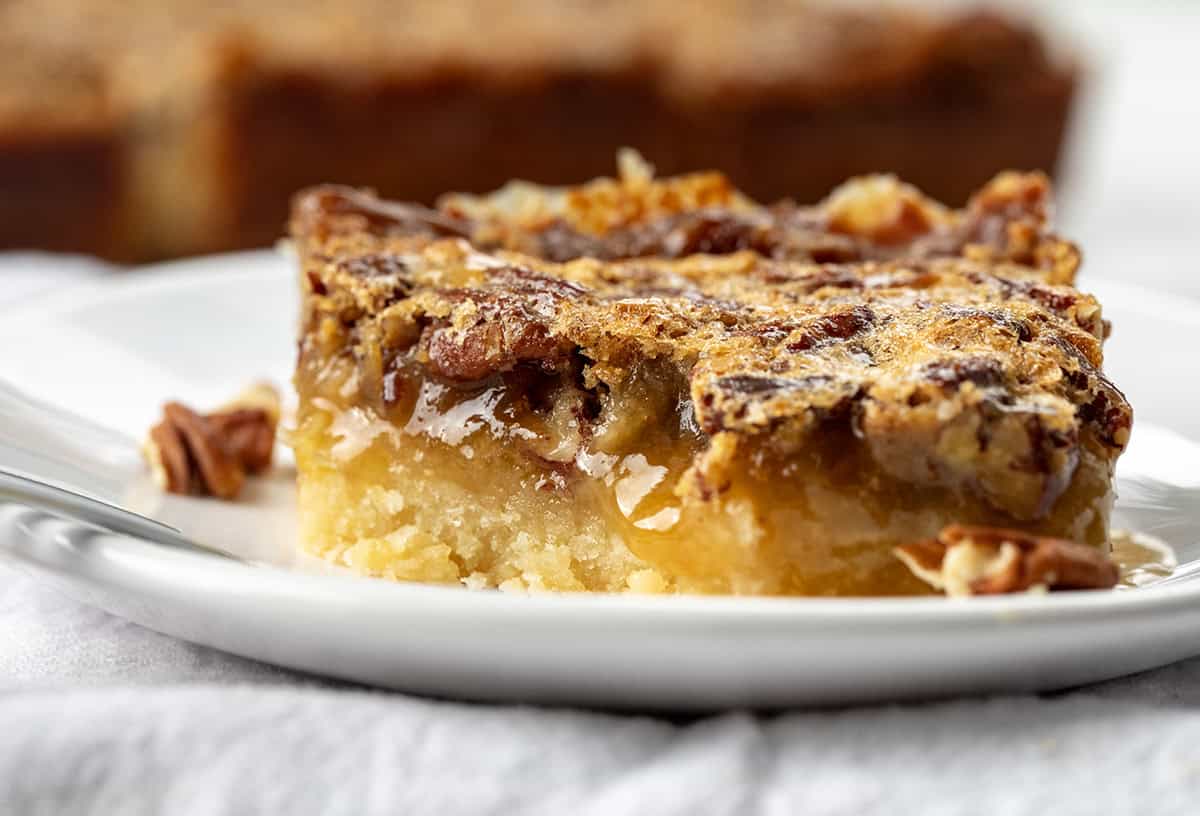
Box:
xmin=292 ymin=400 xmax=937 ymax=596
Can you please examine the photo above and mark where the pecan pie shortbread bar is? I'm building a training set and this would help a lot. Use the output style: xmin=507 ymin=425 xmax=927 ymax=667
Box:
xmin=288 ymin=155 xmax=1130 ymax=596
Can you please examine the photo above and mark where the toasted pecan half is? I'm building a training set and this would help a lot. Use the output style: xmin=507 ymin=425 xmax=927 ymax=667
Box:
xmin=895 ymin=524 xmax=1119 ymax=597
xmin=142 ymin=384 xmax=280 ymax=500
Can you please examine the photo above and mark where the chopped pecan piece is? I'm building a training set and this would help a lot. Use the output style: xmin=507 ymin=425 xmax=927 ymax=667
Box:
xmin=206 ymin=409 xmax=275 ymax=475
xmin=160 ymin=402 xmax=246 ymax=499
xmin=895 ymin=524 xmax=1119 ymax=597
xmin=143 ymin=416 xmax=194 ymax=496
xmin=142 ymin=384 xmax=280 ymax=500
xmin=213 ymin=382 xmax=282 ymax=474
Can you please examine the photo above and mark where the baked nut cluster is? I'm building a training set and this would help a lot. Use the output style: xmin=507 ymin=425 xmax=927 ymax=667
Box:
xmin=143 ymin=384 xmax=280 ymax=500
xmin=895 ymin=525 xmax=1120 ymax=597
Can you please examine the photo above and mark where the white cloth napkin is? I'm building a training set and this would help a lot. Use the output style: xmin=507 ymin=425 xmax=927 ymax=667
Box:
xmin=5 ymin=566 xmax=1200 ymax=816
xmin=5 ymin=257 xmax=1200 ymax=815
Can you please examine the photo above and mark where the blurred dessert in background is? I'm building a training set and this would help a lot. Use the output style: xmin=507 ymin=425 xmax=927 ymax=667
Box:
xmin=0 ymin=0 xmax=1077 ymax=262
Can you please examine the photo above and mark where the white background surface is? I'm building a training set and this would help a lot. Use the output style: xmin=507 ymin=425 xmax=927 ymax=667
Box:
xmin=3 ymin=3 xmax=1200 ymax=813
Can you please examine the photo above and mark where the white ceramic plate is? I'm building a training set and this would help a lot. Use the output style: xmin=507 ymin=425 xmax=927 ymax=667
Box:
xmin=3 ymin=251 xmax=1200 ymax=710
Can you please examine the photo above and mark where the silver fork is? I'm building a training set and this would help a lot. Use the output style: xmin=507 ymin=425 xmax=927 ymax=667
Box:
xmin=0 ymin=378 xmax=139 ymax=503
xmin=0 ymin=469 xmax=204 ymax=551
xmin=0 ymin=379 xmax=228 ymax=557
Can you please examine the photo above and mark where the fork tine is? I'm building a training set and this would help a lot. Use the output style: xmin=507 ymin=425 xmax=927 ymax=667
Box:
xmin=0 ymin=378 xmax=141 ymax=502
xmin=0 ymin=468 xmax=232 ymax=558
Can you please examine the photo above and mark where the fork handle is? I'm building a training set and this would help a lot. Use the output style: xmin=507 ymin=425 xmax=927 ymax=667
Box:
xmin=0 ymin=379 xmax=139 ymax=503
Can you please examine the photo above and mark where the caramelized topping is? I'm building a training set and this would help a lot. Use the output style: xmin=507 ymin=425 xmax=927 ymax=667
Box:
xmin=293 ymin=161 xmax=1129 ymax=524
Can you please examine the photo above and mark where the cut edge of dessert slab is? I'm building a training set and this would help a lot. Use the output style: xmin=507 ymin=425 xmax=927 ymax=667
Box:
xmin=287 ymin=155 xmax=1131 ymax=597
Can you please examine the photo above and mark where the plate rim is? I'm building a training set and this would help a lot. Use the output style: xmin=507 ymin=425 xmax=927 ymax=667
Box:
xmin=5 ymin=500 xmax=1200 ymax=631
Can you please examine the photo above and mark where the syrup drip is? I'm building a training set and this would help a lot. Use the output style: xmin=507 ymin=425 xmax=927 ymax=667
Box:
xmin=1111 ymin=530 xmax=1178 ymax=588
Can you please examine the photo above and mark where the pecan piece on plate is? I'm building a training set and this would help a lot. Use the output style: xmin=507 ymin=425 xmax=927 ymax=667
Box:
xmin=895 ymin=524 xmax=1119 ymax=597
xmin=142 ymin=384 xmax=280 ymax=500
